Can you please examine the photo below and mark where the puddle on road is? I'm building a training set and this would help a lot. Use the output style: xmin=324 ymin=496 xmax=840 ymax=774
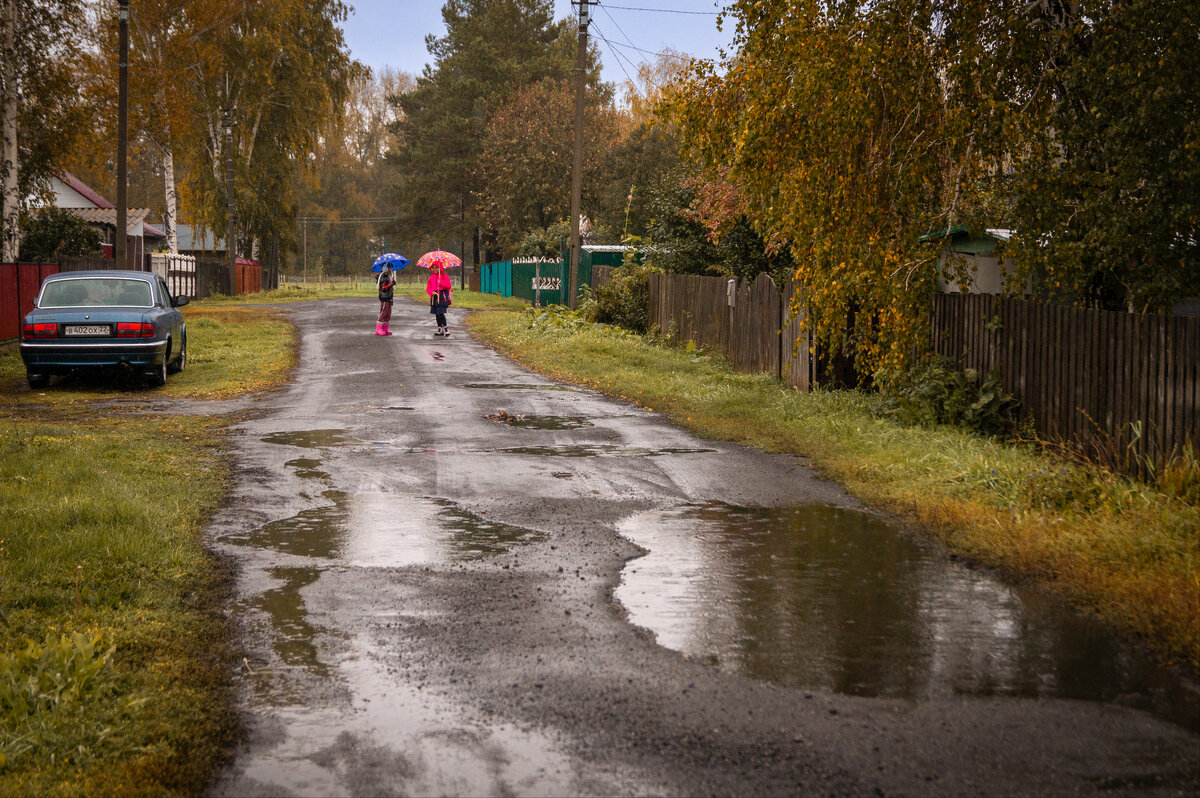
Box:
xmin=262 ymin=429 xmax=357 ymax=448
xmin=253 ymin=566 xmax=328 ymax=677
xmin=508 ymin=415 xmax=593 ymax=430
xmin=461 ymin=382 xmax=577 ymax=392
xmin=285 ymin=457 xmax=331 ymax=482
xmin=230 ymin=493 xmax=541 ymax=566
xmin=616 ymin=503 xmax=1199 ymax=731
xmin=237 ymin=490 xmax=348 ymax=558
xmin=496 ymin=444 xmax=716 ymax=458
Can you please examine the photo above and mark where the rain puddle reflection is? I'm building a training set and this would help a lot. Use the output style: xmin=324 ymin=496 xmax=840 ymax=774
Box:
xmin=508 ymin=415 xmax=593 ymax=430
xmin=251 ymin=566 xmax=328 ymax=679
xmin=229 ymin=494 xmax=543 ymax=566
xmin=497 ymin=444 xmax=716 ymax=457
xmin=461 ymin=382 xmax=577 ymax=391
xmin=262 ymin=429 xmax=357 ymax=448
xmin=285 ymin=457 xmax=330 ymax=482
xmin=616 ymin=503 xmax=1198 ymax=730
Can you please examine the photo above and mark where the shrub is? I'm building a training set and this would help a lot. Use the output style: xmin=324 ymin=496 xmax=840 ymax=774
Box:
xmin=583 ymin=251 xmax=658 ymax=334
xmin=876 ymin=356 xmax=1020 ymax=438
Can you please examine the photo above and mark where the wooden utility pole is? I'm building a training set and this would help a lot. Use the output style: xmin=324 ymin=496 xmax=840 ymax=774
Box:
xmin=567 ymin=0 xmax=589 ymax=309
xmin=116 ymin=0 xmax=129 ymax=267
xmin=223 ymin=102 xmax=237 ymax=294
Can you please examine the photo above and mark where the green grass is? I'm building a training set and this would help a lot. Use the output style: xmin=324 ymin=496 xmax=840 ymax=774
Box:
xmin=0 ymin=415 xmax=237 ymax=795
xmin=0 ymin=296 xmax=302 ymax=793
xmin=0 ymin=305 xmax=295 ymax=404
xmin=470 ymin=307 xmax=1200 ymax=670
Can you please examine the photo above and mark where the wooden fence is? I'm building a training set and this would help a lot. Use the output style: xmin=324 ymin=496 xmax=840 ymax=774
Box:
xmin=933 ymin=294 xmax=1199 ymax=464
xmin=647 ymin=274 xmax=1197 ymax=464
xmin=648 ymin=272 xmax=812 ymax=390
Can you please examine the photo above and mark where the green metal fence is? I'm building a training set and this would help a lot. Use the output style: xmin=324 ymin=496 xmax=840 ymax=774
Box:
xmin=480 ymin=247 xmax=632 ymax=305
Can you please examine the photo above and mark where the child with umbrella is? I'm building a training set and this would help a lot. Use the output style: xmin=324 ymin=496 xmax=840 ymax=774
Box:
xmin=372 ymin=253 xmax=408 ymax=336
xmin=418 ymin=250 xmax=459 ymax=337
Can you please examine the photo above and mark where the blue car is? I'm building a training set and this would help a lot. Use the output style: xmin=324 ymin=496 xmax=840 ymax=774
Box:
xmin=20 ymin=270 xmax=189 ymax=389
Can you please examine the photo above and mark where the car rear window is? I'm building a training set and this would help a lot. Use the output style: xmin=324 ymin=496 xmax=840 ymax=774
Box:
xmin=40 ymin=279 xmax=153 ymax=308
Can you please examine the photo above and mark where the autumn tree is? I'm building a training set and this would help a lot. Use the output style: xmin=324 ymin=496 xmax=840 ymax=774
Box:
xmin=994 ymin=0 xmax=1200 ymax=311
xmin=78 ymin=0 xmax=238 ymax=253
xmin=475 ymin=79 xmax=619 ymax=254
xmin=673 ymin=0 xmax=1200 ymax=378
xmin=671 ymin=1 xmax=1009 ymax=377
xmin=0 ymin=0 xmax=90 ymax=261
xmin=299 ymin=67 xmax=417 ymax=275
xmin=388 ymin=0 xmax=604 ymax=264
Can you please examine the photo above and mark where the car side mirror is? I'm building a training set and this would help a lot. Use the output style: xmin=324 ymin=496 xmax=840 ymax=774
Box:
xmin=172 ymin=295 xmax=190 ymax=308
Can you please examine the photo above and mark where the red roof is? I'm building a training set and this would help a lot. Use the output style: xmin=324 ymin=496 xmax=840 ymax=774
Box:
xmin=60 ymin=171 xmax=113 ymax=209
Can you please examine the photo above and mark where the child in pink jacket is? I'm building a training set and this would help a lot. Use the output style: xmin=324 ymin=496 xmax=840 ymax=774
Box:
xmin=426 ymin=267 xmax=454 ymax=337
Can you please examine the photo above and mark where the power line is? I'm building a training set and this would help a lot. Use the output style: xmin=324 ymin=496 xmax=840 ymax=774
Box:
xmin=590 ymin=28 xmax=679 ymax=60
xmin=590 ymin=22 xmax=641 ymax=91
xmin=596 ymin=2 xmax=720 ymax=14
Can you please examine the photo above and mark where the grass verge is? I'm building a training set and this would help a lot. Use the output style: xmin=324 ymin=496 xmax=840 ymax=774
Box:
xmin=469 ymin=308 xmax=1200 ymax=670
xmin=0 ymin=304 xmax=295 ymax=404
xmin=0 ymin=414 xmax=238 ymax=795
xmin=0 ymin=295 xmax=300 ymax=793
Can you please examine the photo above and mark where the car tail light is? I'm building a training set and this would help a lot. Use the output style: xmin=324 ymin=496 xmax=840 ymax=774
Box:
xmin=116 ymin=322 xmax=155 ymax=338
xmin=22 ymin=322 xmax=57 ymax=339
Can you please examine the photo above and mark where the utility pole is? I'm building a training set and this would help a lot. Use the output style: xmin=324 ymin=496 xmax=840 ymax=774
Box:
xmin=223 ymin=100 xmax=237 ymax=294
xmin=567 ymin=0 xmax=589 ymax=309
xmin=115 ymin=0 xmax=129 ymax=268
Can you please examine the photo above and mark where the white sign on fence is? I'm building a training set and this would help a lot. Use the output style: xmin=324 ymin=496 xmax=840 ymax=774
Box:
xmin=532 ymin=277 xmax=561 ymax=291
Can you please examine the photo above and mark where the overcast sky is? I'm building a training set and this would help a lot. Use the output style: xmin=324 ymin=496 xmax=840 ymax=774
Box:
xmin=339 ymin=0 xmax=733 ymax=91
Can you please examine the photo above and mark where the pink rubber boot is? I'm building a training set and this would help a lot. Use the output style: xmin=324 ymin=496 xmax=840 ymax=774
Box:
xmin=374 ymin=323 xmax=384 ymax=335
xmin=382 ymin=323 xmax=392 ymax=336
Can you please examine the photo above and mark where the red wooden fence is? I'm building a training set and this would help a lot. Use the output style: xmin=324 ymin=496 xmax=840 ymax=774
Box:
xmin=0 ymin=263 xmax=60 ymax=341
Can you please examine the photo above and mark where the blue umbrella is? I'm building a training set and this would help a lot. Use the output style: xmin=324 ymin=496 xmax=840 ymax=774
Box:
xmin=372 ymin=253 xmax=409 ymax=273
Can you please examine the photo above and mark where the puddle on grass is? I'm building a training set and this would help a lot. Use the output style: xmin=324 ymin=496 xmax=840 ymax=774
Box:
xmin=616 ymin=503 xmax=1199 ymax=731
xmin=262 ymin=429 xmax=357 ymax=449
xmin=231 ymin=494 xmax=542 ymax=566
xmin=496 ymin=444 xmax=716 ymax=458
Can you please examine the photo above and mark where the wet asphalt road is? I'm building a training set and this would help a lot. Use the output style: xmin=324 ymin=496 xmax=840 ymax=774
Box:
xmin=207 ymin=298 xmax=1199 ymax=797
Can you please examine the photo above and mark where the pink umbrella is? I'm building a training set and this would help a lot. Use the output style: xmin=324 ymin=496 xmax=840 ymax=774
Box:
xmin=416 ymin=250 xmax=462 ymax=271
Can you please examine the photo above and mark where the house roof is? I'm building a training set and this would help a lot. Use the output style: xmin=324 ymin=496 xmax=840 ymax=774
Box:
xmin=70 ymin=207 xmax=150 ymax=232
xmin=175 ymin=223 xmax=225 ymax=252
xmin=58 ymin=172 xmax=114 ymax=209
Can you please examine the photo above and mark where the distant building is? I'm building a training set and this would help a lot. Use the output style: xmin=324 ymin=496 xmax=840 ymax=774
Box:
xmin=38 ymin=172 xmax=165 ymax=268
xmin=174 ymin=224 xmax=225 ymax=259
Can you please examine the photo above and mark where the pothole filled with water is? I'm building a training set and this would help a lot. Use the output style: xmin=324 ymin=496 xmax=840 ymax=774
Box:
xmin=616 ymin=502 xmax=1198 ymax=730
xmin=495 ymin=444 xmax=716 ymax=457
xmin=262 ymin=429 xmax=358 ymax=448
xmin=461 ymin=382 xmax=577 ymax=392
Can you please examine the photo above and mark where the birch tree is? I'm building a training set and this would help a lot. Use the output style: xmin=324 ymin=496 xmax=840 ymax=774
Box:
xmin=0 ymin=0 xmax=87 ymax=262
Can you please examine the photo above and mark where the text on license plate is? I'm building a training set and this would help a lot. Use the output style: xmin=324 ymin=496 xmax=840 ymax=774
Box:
xmin=65 ymin=325 xmax=110 ymax=336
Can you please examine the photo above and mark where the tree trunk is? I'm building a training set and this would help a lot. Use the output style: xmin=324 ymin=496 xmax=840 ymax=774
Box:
xmin=162 ymin=144 xmax=178 ymax=253
xmin=0 ymin=0 xmax=19 ymax=263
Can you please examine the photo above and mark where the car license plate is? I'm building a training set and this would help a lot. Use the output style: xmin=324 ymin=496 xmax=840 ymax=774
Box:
xmin=64 ymin=324 xmax=110 ymax=336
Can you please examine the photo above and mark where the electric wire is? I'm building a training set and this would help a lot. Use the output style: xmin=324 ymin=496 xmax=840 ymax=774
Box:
xmin=595 ymin=2 xmax=719 ymax=15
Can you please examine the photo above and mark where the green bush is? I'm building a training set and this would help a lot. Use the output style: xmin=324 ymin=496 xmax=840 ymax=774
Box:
xmin=583 ymin=254 xmax=658 ymax=334
xmin=876 ymin=357 xmax=1020 ymax=438
xmin=18 ymin=209 xmax=103 ymax=263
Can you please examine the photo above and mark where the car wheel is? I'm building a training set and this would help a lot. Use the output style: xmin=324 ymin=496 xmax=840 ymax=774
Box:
xmin=168 ymin=334 xmax=186 ymax=374
xmin=27 ymin=371 xmax=49 ymax=390
xmin=147 ymin=353 xmax=168 ymax=387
